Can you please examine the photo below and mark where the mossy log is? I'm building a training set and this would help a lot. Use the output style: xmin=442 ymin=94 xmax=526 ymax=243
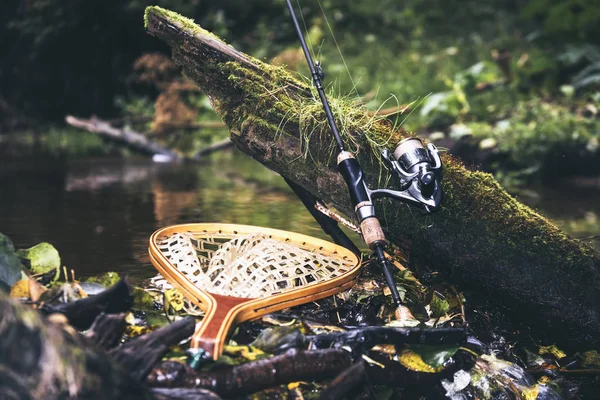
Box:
xmin=144 ymin=6 xmax=600 ymax=348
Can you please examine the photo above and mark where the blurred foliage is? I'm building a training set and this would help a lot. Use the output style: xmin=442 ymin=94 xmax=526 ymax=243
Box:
xmin=1 ymin=0 xmax=599 ymax=181
xmin=40 ymin=126 xmax=113 ymax=156
xmin=2 ymin=0 xmax=599 ymax=119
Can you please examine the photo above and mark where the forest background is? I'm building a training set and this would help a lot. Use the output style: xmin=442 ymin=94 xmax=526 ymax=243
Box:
xmin=0 ymin=0 xmax=599 ymax=186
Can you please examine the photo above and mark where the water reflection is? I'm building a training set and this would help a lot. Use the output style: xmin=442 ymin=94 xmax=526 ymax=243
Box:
xmin=0 ymin=149 xmax=597 ymax=281
xmin=0 ymin=149 xmax=325 ymax=280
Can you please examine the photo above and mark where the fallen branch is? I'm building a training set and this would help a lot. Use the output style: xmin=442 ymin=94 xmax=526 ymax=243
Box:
xmin=191 ymin=137 xmax=233 ymax=160
xmin=318 ymin=361 xmax=366 ymax=400
xmin=306 ymin=326 xmax=467 ymax=353
xmin=147 ymin=348 xmax=453 ymax=397
xmin=66 ymin=115 xmax=232 ymax=161
xmin=110 ymin=317 xmax=196 ymax=382
xmin=86 ymin=312 xmax=128 ymax=351
xmin=147 ymin=349 xmax=353 ymax=396
xmin=66 ymin=115 xmax=182 ymax=160
xmin=253 ymin=325 xmax=466 ymax=355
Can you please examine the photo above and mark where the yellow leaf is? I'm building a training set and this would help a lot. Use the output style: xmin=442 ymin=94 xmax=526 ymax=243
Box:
xmin=223 ymin=345 xmax=265 ymax=361
xmin=521 ymin=385 xmax=540 ymax=400
xmin=287 ymin=382 xmax=301 ymax=390
xmin=539 ymin=345 xmax=566 ymax=360
xmin=126 ymin=325 xmax=152 ymax=338
xmin=164 ymin=288 xmax=184 ymax=312
xmin=398 ymin=349 xmax=440 ymax=373
xmin=538 ymin=375 xmax=551 ymax=385
xmin=10 ymin=279 xmax=30 ymax=298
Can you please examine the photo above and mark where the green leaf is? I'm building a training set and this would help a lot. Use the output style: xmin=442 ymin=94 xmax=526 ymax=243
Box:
xmin=17 ymin=242 xmax=60 ymax=276
xmin=251 ymin=325 xmax=305 ymax=354
xmin=429 ymin=292 xmax=450 ymax=318
xmin=0 ymin=233 xmax=23 ymax=288
xmin=409 ymin=344 xmax=460 ymax=369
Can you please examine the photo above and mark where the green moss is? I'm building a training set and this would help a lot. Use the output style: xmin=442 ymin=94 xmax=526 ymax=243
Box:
xmin=84 ymin=272 xmax=121 ymax=288
xmin=144 ymin=6 xmax=223 ymax=42
xmin=132 ymin=287 xmax=156 ymax=310
xmin=17 ymin=242 xmax=60 ymax=276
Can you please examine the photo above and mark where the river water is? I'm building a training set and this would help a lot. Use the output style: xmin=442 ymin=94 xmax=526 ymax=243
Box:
xmin=1 ymin=148 xmax=598 ymax=281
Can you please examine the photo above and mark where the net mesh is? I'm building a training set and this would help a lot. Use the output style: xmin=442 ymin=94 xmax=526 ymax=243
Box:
xmin=151 ymin=231 xmax=356 ymax=299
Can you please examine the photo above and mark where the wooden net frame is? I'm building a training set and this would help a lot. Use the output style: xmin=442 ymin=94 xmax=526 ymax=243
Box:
xmin=153 ymin=231 xmax=355 ymax=298
xmin=148 ymin=223 xmax=362 ymax=359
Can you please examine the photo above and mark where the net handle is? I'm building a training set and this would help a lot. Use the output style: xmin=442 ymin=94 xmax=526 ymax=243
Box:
xmin=190 ymin=293 xmax=250 ymax=359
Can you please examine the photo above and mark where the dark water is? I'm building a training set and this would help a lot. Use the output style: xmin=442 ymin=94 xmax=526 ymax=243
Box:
xmin=0 ymin=149 xmax=598 ymax=281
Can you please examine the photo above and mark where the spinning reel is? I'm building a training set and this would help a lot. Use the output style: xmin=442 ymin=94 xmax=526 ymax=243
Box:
xmin=379 ymin=137 xmax=443 ymax=213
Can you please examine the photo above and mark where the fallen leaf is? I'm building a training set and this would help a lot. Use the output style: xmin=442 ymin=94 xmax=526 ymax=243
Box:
xmin=10 ymin=279 xmax=30 ymax=298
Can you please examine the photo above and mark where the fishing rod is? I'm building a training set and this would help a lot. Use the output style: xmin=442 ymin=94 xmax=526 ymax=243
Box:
xmin=285 ymin=0 xmax=443 ymax=310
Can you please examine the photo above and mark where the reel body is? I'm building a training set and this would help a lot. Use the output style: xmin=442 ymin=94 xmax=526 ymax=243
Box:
xmin=380 ymin=137 xmax=443 ymax=213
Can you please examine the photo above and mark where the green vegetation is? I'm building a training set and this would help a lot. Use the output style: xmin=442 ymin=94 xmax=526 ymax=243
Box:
xmin=1 ymin=0 xmax=598 ymax=183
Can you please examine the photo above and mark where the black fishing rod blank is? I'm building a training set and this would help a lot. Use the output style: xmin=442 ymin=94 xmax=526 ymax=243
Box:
xmin=285 ymin=0 xmax=444 ymax=310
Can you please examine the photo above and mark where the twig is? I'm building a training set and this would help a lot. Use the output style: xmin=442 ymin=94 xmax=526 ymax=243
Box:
xmin=191 ymin=138 xmax=233 ymax=160
xmin=579 ymin=235 xmax=600 ymax=241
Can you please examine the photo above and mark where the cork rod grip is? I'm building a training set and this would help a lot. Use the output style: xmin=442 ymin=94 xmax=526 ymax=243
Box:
xmin=360 ymin=217 xmax=387 ymax=250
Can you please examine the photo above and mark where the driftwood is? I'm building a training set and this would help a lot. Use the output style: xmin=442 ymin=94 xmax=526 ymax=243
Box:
xmin=66 ymin=115 xmax=181 ymax=160
xmin=147 ymin=348 xmax=464 ymax=397
xmin=110 ymin=317 xmax=196 ymax=382
xmin=144 ymin=6 xmax=600 ymax=349
xmin=253 ymin=326 xmax=466 ymax=355
xmin=86 ymin=312 xmax=128 ymax=351
xmin=40 ymin=277 xmax=134 ymax=330
xmin=318 ymin=361 xmax=367 ymax=400
xmin=65 ymin=115 xmax=232 ymax=161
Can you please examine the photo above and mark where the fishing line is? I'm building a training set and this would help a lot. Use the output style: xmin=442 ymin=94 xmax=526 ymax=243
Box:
xmin=294 ymin=0 xmax=317 ymax=64
xmin=316 ymin=0 xmax=360 ymax=98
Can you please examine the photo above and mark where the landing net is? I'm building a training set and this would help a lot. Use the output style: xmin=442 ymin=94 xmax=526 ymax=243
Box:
xmin=151 ymin=231 xmax=356 ymax=299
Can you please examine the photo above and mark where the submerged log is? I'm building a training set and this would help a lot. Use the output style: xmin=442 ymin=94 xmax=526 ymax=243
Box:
xmin=144 ymin=7 xmax=600 ymax=348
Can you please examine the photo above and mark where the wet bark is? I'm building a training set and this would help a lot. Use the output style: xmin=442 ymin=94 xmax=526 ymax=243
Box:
xmin=147 ymin=348 xmax=465 ymax=397
xmin=110 ymin=317 xmax=196 ymax=382
xmin=40 ymin=277 xmax=134 ymax=330
xmin=144 ymin=6 xmax=600 ymax=349
xmin=0 ymin=292 xmax=153 ymax=400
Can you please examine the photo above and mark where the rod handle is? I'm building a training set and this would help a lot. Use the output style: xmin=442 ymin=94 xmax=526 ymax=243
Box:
xmin=360 ymin=216 xmax=386 ymax=250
